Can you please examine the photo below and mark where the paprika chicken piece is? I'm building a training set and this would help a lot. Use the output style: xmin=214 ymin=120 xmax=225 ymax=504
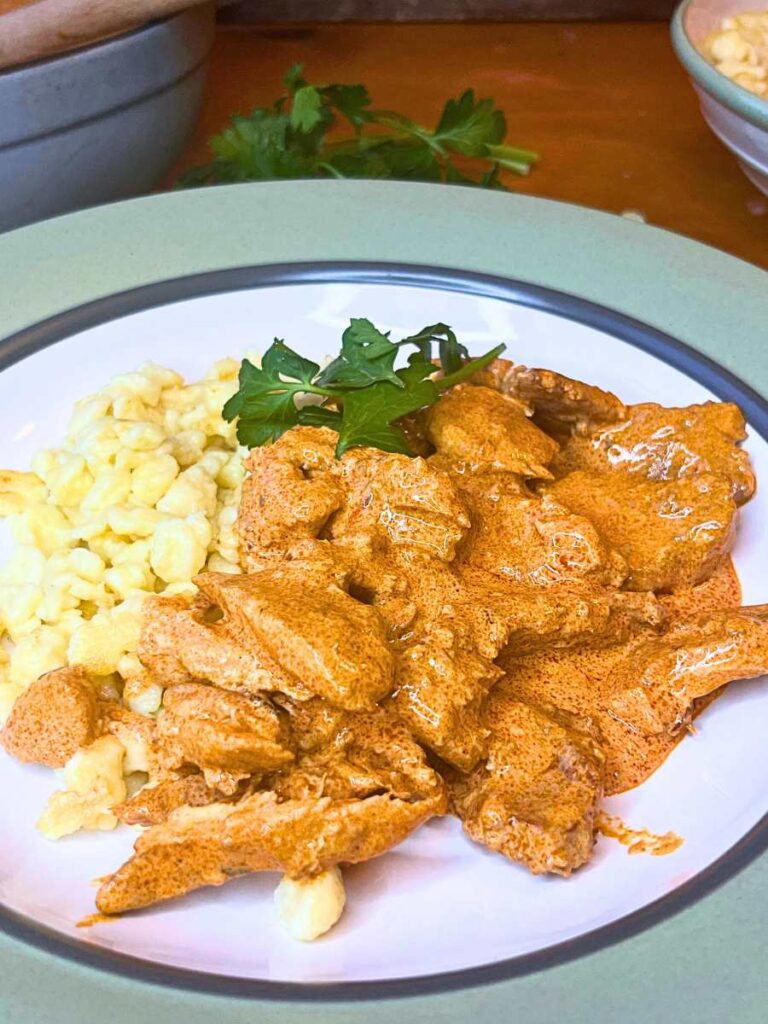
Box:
xmin=660 ymin=555 xmax=742 ymax=621
xmin=425 ymin=384 xmax=559 ymax=479
xmin=115 ymin=774 xmax=242 ymax=827
xmin=139 ymin=594 xmax=313 ymax=702
xmin=391 ymin=626 xmax=502 ymax=771
xmin=269 ymin=702 xmax=445 ymax=802
xmin=552 ymin=401 xmax=755 ymax=505
xmin=471 ymin=571 xmax=665 ymax=656
xmin=548 ymin=471 xmax=737 ymax=592
xmin=451 ymin=695 xmax=604 ymax=876
xmin=371 ymin=554 xmax=663 ymax=661
xmin=500 ymin=603 xmax=768 ymax=794
xmin=96 ymin=789 xmax=445 ymax=915
xmin=237 ymin=426 xmax=343 ymax=571
xmin=196 ymin=570 xmax=395 ymax=711
xmin=331 ymin=448 xmax=471 ymax=562
xmin=603 ymin=604 xmax=768 ymax=746
xmin=452 ymin=470 xmax=627 ymax=588
xmin=157 ymin=682 xmax=295 ymax=781
xmin=477 ymin=360 xmax=626 ymax=439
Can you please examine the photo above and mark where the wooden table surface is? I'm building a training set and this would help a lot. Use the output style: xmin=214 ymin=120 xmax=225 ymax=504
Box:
xmin=171 ymin=21 xmax=767 ymax=269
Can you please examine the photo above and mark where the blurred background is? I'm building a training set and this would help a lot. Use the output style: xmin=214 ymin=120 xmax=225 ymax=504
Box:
xmin=0 ymin=0 xmax=765 ymax=264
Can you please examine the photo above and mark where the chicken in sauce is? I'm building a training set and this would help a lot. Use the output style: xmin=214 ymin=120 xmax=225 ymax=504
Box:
xmin=3 ymin=353 xmax=766 ymax=924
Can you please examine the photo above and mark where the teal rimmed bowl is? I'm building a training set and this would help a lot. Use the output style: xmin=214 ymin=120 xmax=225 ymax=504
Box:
xmin=672 ymin=0 xmax=768 ymax=195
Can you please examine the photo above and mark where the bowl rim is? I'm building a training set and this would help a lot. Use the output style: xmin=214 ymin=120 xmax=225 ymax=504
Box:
xmin=0 ymin=11 xmax=182 ymax=79
xmin=671 ymin=0 xmax=768 ymax=131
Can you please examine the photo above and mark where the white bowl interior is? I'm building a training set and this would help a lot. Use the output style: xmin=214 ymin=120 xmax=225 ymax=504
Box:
xmin=0 ymin=280 xmax=767 ymax=986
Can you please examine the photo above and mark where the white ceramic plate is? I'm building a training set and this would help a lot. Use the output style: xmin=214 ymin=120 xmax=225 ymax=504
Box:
xmin=1 ymin=270 xmax=767 ymax=996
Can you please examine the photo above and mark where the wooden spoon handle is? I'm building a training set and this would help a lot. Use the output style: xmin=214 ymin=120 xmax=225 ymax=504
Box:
xmin=0 ymin=0 xmax=211 ymax=69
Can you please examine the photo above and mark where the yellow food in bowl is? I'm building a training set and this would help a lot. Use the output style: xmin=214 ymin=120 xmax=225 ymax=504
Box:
xmin=704 ymin=11 xmax=768 ymax=97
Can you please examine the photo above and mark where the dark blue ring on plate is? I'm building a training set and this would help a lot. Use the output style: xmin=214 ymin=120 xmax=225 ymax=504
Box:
xmin=1 ymin=260 xmax=767 ymax=1002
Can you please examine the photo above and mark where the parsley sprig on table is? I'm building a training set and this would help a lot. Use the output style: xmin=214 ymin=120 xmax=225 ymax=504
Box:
xmin=222 ymin=319 xmax=505 ymax=457
xmin=177 ymin=65 xmax=537 ymax=190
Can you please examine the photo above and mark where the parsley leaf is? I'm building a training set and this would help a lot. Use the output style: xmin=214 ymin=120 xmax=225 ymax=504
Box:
xmin=222 ymin=340 xmax=329 ymax=446
xmin=261 ymin=339 xmax=320 ymax=385
xmin=290 ymin=86 xmax=325 ymax=132
xmin=177 ymin=67 xmax=537 ymax=190
xmin=400 ymin=323 xmax=469 ymax=373
xmin=335 ymin=356 xmax=439 ymax=457
xmin=322 ymin=84 xmax=372 ymax=127
xmin=315 ymin=318 xmax=402 ymax=389
xmin=223 ymin=319 xmax=506 ymax=457
xmin=434 ymin=90 xmax=506 ymax=156
xmin=284 ymin=63 xmax=308 ymax=93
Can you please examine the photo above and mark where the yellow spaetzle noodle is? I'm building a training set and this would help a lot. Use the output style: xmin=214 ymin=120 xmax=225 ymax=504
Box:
xmin=0 ymin=360 xmax=246 ymax=743
xmin=704 ymin=12 xmax=768 ymax=97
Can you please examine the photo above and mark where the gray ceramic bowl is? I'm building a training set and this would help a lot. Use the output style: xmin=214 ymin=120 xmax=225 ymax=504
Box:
xmin=672 ymin=0 xmax=768 ymax=196
xmin=0 ymin=4 xmax=215 ymax=232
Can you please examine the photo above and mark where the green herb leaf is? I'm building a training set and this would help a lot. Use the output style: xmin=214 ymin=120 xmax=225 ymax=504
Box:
xmin=222 ymin=341 xmax=326 ymax=446
xmin=297 ymin=405 xmax=343 ymax=430
xmin=290 ymin=86 xmax=324 ymax=132
xmin=261 ymin=339 xmax=320 ymax=385
xmin=223 ymin=318 xmax=506 ymax=457
xmin=177 ymin=67 xmax=536 ymax=191
xmin=321 ymin=84 xmax=371 ymax=126
xmin=316 ymin=318 xmax=402 ymax=389
xmin=434 ymin=90 xmax=506 ymax=156
xmin=438 ymin=343 xmax=506 ymax=389
xmin=235 ymin=391 xmax=300 ymax=447
xmin=334 ymin=356 xmax=439 ymax=457
xmin=400 ymin=323 xmax=470 ymax=374
xmin=284 ymin=63 xmax=307 ymax=93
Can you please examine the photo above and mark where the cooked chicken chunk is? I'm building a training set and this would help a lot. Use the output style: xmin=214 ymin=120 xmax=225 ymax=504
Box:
xmin=451 ymin=695 xmax=604 ymax=875
xmin=238 ymin=426 xmax=343 ymax=571
xmin=391 ymin=627 xmax=502 ymax=771
xmin=139 ymin=594 xmax=312 ymax=702
xmin=115 ymin=774 xmax=237 ymax=827
xmin=270 ymin=702 xmax=444 ymax=802
xmin=604 ymin=604 xmax=768 ymax=741
xmin=499 ymin=643 xmax=666 ymax=797
xmin=475 ymin=359 xmax=626 ymax=438
xmin=1 ymin=666 xmax=97 ymax=768
xmin=96 ymin=789 xmax=445 ymax=915
xmin=507 ymin=365 xmax=626 ymax=436
xmin=157 ymin=683 xmax=294 ymax=779
xmin=196 ymin=570 xmax=395 ymax=711
xmin=375 ymin=556 xmax=662 ymax=662
xmin=500 ymin=603 xmax=766 ymax=794
xmin=271 ymin=695 xmax=348 ymax=753
xmin=454 ymin=471 xmax=627 ymax=588
xmin=469 ymin=570 xmax=664 ymax=656
xmin=549 ymin=471 xmax=737 ymax=592
xmin=332 ymin=449 xmax=470 ymax=561
xmin=552 ymin=401 xmax=755 ymax=505
xmin=426 ymin=384 xmax=559 ymax=478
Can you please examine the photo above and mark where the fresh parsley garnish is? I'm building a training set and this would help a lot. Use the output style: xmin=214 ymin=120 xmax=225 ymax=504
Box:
xmin=222 ymin=319 xmax=504 ymax=457
xmin=177 ymin=65 xmax=537 ymax=190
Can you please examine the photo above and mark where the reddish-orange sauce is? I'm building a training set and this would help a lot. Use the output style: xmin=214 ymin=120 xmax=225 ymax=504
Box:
xmin=76 ymin=912 xmax=114 ymax=928
xmin=597 ymin=812 xmax=684 ymax=856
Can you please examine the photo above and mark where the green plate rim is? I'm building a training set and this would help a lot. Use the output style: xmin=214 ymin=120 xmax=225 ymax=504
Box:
xmin=0 ymin=181 xmax=766 ymax=1020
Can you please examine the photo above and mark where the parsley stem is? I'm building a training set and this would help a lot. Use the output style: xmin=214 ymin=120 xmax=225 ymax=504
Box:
xmin=437 ymin=344 xmax=506 ymax=390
